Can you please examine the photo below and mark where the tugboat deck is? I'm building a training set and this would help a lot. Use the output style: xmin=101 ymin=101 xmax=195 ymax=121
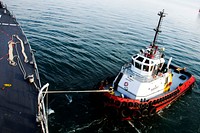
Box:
xmin=105 ymin=66 xmax=190 ymax=99
xmin=0 ymin=4 xmax=40 ymax=133
xmin=170 ymin=69 xmax=189 ymax=90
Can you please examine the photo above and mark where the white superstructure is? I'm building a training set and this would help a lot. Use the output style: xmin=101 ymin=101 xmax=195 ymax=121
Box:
xmin=112 ymin=10 xmax=173 ymax=101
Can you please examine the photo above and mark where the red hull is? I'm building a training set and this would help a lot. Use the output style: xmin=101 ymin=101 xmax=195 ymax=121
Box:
xmin=99 ymin=75 xmax=196 ymax=120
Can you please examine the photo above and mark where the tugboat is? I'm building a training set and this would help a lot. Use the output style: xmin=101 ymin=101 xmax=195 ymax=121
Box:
xmin=97 ymin=10 xmax=196 ymax=120
xmin=0 ymin=1 xmax=49 ymax=132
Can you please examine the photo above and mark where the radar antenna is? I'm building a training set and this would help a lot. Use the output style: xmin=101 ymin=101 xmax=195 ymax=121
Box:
xmin=152 ymin=9 xmax=166 ymax=47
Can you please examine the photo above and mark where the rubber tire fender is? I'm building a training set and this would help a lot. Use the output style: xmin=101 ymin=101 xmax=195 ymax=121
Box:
xmin=149 ymin=107 xmax=156 ymax=117
xmin=120 ymin=107 xmax=131 ymax=118
xmin=141 ymin=109 xmax=148 ymax=117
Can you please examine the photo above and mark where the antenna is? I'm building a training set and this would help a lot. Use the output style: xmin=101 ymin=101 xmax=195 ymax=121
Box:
xmin=152 ymin=9 xmax=166 ymax=47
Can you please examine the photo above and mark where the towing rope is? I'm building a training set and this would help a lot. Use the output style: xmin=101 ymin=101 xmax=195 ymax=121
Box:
xmin=43 ymin=89 xmax=113 ymax=94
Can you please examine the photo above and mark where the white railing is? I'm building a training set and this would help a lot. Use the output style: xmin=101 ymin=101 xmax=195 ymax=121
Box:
xmin=37 ymin=83 xmax=49 ymax=133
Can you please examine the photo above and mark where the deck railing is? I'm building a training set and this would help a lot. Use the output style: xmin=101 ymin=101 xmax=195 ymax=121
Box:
xmin=37 ymin=83 xmax=49 ymax=133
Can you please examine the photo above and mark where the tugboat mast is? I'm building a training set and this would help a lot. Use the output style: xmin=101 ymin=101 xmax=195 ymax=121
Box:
xmin=152 ymin=9 xmax=166 ymax=47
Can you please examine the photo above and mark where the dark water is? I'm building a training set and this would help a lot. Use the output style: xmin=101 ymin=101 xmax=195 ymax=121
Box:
xmin=4 ymin=0 xmax=200 ymax=132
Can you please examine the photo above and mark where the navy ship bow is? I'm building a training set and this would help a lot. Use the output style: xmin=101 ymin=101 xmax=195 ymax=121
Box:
xmin=0 ymin=1 xmax=49 ymax=133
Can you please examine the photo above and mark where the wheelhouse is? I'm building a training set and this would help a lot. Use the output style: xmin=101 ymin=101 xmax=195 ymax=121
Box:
xmin=131 ymin=54 xmax=165 ymax=76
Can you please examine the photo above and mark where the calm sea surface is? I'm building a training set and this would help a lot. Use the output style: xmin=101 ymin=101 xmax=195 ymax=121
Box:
xmin=3 ymin=0 xmax=200 ymax=132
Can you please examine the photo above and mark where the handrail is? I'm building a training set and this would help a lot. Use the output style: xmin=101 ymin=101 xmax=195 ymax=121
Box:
xmin=36 ymin=84 xmax=112 ymax=133
xmin=44 ymin=89 xmax=111 ymax=94
xmin=37 ymin=83 xmax=49 ymax=133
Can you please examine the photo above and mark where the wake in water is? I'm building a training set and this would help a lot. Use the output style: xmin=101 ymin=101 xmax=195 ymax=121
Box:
xmin=157 ymin=110 xmax=177 ymax=123
xmin=191 ymin=83 xmax=200 ymax=94
xmin=66 ymin=117 xmax=106 ymax=133
xmin=127 ymin=120 xmax=143 ymax=133
xmin=64 ymin=116 xmax=151 ymax=133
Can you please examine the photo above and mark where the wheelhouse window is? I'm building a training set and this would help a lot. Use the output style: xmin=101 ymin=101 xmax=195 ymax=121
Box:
xmin=135 ymin=62 xmax=141 ymax=70
xmin=136 ymin=56 xmax=144 ymax=62
xmin=131 ymin=59 xmax=134 ymax=66
xmin=145 ymin=59 xmax=149 ymax=64
xmin=143 ymin=65 xmax=149 ymax=72
xmin=150 ymin=65 xmax=154 ymax=71
xmin=159 ymin=63 xmax=163 ymax=70
xmin=133 ymin=55 xmax=137 ymax=59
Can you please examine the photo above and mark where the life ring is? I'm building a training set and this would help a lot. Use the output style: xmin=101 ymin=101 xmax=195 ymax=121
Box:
xmin=149 ymin=107 xmax=156 ymax=117
xmin=124 ymin=82 xmax=129 ymax=86
xmin=141 ymin=109 xmax=148 ymax=117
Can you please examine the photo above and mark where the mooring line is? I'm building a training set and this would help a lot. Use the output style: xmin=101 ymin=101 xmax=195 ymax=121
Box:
xmin=43 ymin=89 xmax=112 ymax=94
